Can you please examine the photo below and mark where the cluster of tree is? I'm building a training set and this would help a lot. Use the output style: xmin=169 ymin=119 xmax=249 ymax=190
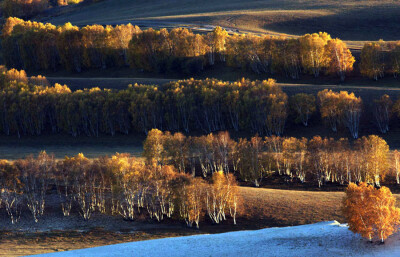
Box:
xmin=360 ymin=40 xmax=400 ymax=80
xmin=317 ymin=89 xmax=362 ymax=138
xmin=1 ymin=68 xmax=399 ymax=138
xmin=343 ymin=183 xmax=400 ymax=242
xmin=2 ymin=0 xmax=94 ymax=19
xmin=0 ymin=75 xmax=290 ymax=137
xmin=2 ymin=18 xmax=141 ymax=72
xmin=2 ymin=0 xmax=48 ymax=19
xmin=52 ymin=0 xmax=85 ymax=6
xmin=226 ymin=32 xmax=355 ymax=81
xmin=144 ymin=129 xmax=395 ymax=188
xmin=0 ymin=151 xmax=240 ymax=228
xmin=2 ymin=18 xmax=355 ymax=80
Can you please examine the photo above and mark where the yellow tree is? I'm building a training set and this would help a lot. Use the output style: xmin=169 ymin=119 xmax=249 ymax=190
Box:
xmin=339 ymin=91 xmax=362 ymax=139
xmin=206 ymin=171 xmax=240 ymax=224
xmin=343 ymin=183 xmax=400 ymax=243
xmin=206 ymin=26 xmax=228 ymax=65
xmin=177 ymin=176 xmax=207 ymax=228
xmin=317 ymin=89 xmax=341 ymax=132
xmin=299 ymin=32 xmax=331 ymax=77
xmin=143 ymin=129 xmax=166 ymax=166
xmin=360 ymin=135 xmax=389 ymax=185
xmin=343 ymin=182 xmax=374 ymax=241
xmin=325 ymin=39 xmax=355 ymax=82
xmin=371 ymin=186 xmax=400 ymax=242
xmin=360 ymin=41 xmax=385 ymax=81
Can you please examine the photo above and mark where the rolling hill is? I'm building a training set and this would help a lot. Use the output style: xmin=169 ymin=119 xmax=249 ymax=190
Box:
xmin=40 ymin=0 xmax=400 ymax=43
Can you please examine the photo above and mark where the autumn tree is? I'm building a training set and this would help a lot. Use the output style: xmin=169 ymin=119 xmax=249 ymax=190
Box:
xmin=343 ymin=182 xmax=375 ymax=241
xmin=299 ymin=32 xmax=331 ymax=77
xmin=175 ymin=176 xmax=207 ymax=228
xmin=282 ymin=137 xmax=308 ymax=182
xmin=206 ymin=26 xmax=228 ymax=65
xmin=340 ymin=91 xmax=362 ymax=139
xmin=325 ymin=39 xmax=355 ymax=81
xmin=318 ymin=89 xmax=341 ymax=132
xmin=143 ymin=128 xmax=165 ymax=165
xmin=0 ymin=160 xmax=23 ymax=224
xmin=206 ymin=171 xmax=240 ymax=224
xmin=318 ymin=89 xmax=362 ymax=138
xmin=15 ymin=151 xmax=54 ymax=222
xmin=110 ymin=154 xmax=149 ymax=220
xmin=3 ymin=0 xmax=48 ymax=18
xmin=62 ymin=153 xmax=105 ymax=220
xmin=357 ymin=135 xmax=389 ymax=185
xmin=343 ymin=183 xmax=400 ymax=242
xmin=57 ymin=23 xmax=83 ymax=72
xmin=236 ymin=136 xmax=271 ymax=187
xmin=289 ymin=93 xmax=316 ymax=126
xmin=164 ymin=132 xmax=188 ymax=173
xmin=393 ymin=150 xmax=400 ymax=184
xmin=360 ymin=41 xmax=386 ymax=81
xmin=29 ymin=75 xmax=50 ymax=87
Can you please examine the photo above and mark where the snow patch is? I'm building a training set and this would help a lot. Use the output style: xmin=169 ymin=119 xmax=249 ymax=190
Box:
xmin=32 ymin=221 xmax=400 ymax=257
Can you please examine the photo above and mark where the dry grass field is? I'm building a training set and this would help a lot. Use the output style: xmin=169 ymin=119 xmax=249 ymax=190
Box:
xmin=0 ymin=187 xmax=347 ymax=256
xmin=0 ymin=134 xmax=145 ymax=160
xmin=40 ymin=0 xmax=400 ymax=49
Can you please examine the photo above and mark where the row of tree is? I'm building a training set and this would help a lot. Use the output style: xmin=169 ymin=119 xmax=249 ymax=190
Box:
xmin=2 ymin=18 xmax=355 ymax=80
xmin=0 ymin=151 xmax=240 ymax=227
xmin=10 ymin=18 xmax=400 ymax=82
xmin=360 ymin=40 xmax=400 ymax=80
xmin=143 ymin=129 xmax=398 ymax=188
xmin=0 ymin=74 xmax=289 ymax=137
xmin=1 ymin=69 xmax=400 ymax=138
xmin=2 ymin=18 xmax=141 ymax=72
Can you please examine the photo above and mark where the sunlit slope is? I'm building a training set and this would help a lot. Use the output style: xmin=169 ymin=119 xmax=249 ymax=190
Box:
xmin=42 ymin=0 xmax=400 ymax=41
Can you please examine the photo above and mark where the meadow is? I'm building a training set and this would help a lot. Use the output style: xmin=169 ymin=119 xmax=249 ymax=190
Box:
xmin=0 ymin=187 xmax=345 ymax=256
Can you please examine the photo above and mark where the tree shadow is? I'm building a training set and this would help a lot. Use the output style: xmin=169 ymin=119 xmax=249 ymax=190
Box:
xmin=264 ymin=6 xmax=400 ymax=41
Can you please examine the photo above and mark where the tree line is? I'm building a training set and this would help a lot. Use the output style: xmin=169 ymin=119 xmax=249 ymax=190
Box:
xmin=9 ymin=18 xmax=400 ymax=82
xmin=1 ymin=69 xmax=400 ymax=138
xmin=0 ymin=151 xmax=240 ymax=228
xmin=143 ymin=129 xmax=398 ymax=188
xmin=2 ymin=18 xmax=355 ymax=80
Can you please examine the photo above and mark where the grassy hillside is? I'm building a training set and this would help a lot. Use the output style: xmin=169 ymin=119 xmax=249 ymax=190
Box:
xmin=41 ymin=0 xmax=400 ymax=43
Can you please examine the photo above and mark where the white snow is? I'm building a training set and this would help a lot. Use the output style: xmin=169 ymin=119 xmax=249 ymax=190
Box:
xmin=32 ymin=221 xmax=400 ymax=257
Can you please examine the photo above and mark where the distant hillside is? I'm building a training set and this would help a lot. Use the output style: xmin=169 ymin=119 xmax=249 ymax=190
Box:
xmin=40 ymin=0 xmax=400 ymax=41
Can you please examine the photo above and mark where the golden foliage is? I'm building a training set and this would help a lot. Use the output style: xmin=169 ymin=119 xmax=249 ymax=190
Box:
xmin=343 ymin=183 xmax=400 ymax=242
